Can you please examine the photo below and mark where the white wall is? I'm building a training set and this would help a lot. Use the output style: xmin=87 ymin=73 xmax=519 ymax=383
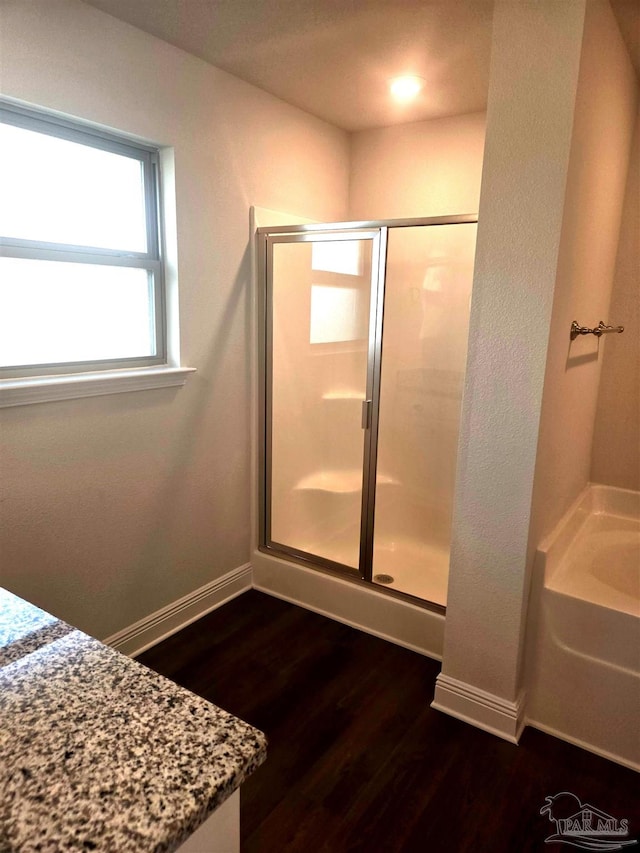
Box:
xmin=524 ymin=0 xmax=638 ymax=754
xmin=348 ymin=113 xmax=486 ymax=221
xmin=434 ymin=0 xmax=637 ymax=741
xmin=434 ymin=0 xmax=588 ymax=736
xmin=590 ymin=109 xmax=640 ymax=492
xmin=0 ymin=0 xmax=350 ymax=638
xmin=530 ymin=0 xmax=638 ymax=546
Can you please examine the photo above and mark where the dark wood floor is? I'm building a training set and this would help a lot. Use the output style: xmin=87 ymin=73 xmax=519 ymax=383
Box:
xmin=139 ymin=590 xmax=639 ymax=853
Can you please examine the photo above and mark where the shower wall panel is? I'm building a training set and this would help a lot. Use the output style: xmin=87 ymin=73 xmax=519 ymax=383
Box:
xmin=263 ymin=218 xmax=477 ymax=607
xmin=372 ymin=223 xmax=477 ymax=603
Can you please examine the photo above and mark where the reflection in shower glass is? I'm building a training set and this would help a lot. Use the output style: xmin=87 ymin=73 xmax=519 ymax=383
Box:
xmin=372 ymin=223 xmax=477 ymax=605
xmin=310 ymin=285 xmax=368 ymax=344
xmin=312 ymin=239 xmax=362 ymax=276
xmin=269 ymin=238 xmax=374 ymax=570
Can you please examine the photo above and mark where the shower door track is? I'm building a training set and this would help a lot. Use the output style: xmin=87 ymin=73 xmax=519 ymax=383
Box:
xmin=258 ymin=213 xmax=478 ymax=608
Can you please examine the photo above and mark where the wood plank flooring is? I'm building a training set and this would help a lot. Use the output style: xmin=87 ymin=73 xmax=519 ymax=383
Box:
xmin=138 ymin=590 xmax=639 ymax=852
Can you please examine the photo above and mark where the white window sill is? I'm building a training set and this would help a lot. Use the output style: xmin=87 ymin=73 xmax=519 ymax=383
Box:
xmin=0 ymin=366 xmax=197 ymax=408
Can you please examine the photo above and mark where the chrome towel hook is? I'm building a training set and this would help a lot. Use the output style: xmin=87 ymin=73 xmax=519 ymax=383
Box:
xmin=570 ymin=320 xmax=624 ymax=341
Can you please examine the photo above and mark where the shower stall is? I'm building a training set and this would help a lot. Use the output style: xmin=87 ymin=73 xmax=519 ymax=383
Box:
xmin=258 ymin=215 xmax=477 ymax=608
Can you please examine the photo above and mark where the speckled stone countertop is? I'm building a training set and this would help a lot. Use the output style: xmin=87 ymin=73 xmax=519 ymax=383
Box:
xmin=0 ymin=593 xmax=267 ymax=853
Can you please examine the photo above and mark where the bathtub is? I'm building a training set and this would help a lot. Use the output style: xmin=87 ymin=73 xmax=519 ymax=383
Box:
xmin=526 ymin=484 xmax=640 ymax=770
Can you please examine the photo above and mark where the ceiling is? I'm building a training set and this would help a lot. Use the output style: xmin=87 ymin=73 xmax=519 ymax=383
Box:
xmin=81 ymin=0 xmax=495 ymax=131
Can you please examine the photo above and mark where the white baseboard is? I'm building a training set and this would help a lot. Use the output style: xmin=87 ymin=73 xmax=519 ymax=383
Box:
xmin=251 ymin=550 xmax=444 ymax=660
xmin=103 ymin=563 xmax=253 ymax=657
xmin=526 ymin=719 xmax=640 ymax=773
xmin=432 ymin=673 xmax=526 ymax=744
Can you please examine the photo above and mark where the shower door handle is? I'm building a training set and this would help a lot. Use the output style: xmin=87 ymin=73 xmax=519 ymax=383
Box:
xmin=361 ymin=399 xmax=372 ymax=430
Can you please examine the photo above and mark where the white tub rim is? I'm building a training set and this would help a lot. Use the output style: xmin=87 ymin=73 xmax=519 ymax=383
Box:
xmin=536 ymin=482 xmax=639 ymax=617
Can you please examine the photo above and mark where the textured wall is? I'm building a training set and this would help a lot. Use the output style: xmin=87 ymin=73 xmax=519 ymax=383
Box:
xmin=440 ymin=0 xmax=587 ymax=702
xmin=0 ymin=0 xmax=350 ymax=638
xmin=590 ymin=110 xmax=640 ymax=492
xmin=530 ymin=0 xmax=638 ymax=547
xmin=348 ymin=112 xmax=486 ymax=221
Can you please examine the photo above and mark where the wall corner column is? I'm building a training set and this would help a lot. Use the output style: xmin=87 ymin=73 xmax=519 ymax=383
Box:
xmin=433 ymin=0 xmax=587 ymax=740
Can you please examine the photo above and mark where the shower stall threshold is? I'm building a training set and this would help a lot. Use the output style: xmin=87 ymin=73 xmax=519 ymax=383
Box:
xmin=253 ymin=546 xmax=445 ymax=659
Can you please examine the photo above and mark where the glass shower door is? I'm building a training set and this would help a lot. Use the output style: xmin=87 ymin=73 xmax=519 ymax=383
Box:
xmin=265 ymin=230 xmax=381 ymax=573
xmin=372 ymin=222 xmax=477 ymax=604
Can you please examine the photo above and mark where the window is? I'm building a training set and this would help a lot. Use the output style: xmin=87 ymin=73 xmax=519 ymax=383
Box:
xmin=309 ymin=285 xmax=368 ymax=344
xmin=0 ymin=103 xmax=192 ymax=405
xmin=308 ymin=239 xmax=370 ymax=346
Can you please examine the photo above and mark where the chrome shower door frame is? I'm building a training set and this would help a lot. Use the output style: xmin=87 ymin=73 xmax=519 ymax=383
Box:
xmin=260 ymin=226 xmax=384 ymax=581
xmin=258 ymin=214 xmax=478 ymax=596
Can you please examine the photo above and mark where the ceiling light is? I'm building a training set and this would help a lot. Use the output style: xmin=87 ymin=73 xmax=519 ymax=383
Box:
xmin=390 ymin=75 xmax=424 ymax=102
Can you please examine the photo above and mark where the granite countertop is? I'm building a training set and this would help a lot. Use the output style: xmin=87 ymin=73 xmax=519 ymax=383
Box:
xmin=0 ymin=590 xmax=267 ymax=853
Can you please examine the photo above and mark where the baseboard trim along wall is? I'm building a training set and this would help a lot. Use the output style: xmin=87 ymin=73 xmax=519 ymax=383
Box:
xmin=102 ymin=555 xmax=444 ymax=661
xmin=251 ymin=550 xmax=445 ymax=660
xmin=431 ymin=673 xmax=526 ymax=744
xmin=103 ymin=563 xmax=253 ymax=658
xmin=526 ymin=719 xmax=640 ymax=774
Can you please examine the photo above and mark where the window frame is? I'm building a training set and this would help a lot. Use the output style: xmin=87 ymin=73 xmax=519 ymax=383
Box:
xmin=0 ymin=101 xmax=167 ymax=378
